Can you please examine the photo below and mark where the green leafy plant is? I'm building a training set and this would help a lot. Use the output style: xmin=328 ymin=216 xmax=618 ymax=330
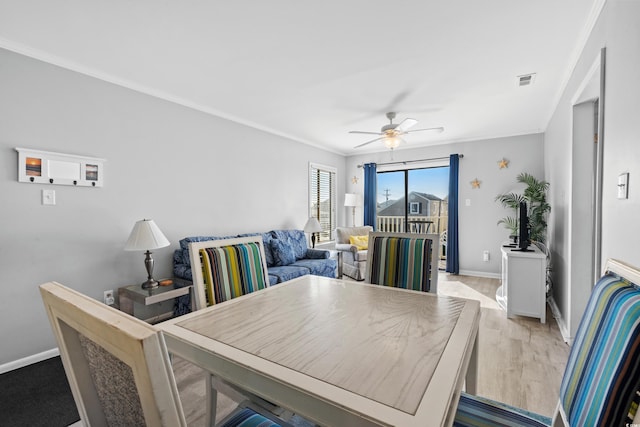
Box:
xmin=496 ymin=172 xmax=550 ymax=243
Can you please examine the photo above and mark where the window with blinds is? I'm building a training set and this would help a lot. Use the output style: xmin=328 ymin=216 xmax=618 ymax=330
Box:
xmin=309 ymin=163 xmax=336 ymax=243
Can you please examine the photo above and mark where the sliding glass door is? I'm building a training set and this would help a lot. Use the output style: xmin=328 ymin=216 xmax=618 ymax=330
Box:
xmin=376 ymin=170 xmax=405 ymax=232
xmin=376 ymin=166 xmax=449 ymax=265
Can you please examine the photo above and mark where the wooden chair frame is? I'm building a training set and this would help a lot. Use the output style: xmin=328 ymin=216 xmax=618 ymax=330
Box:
xmin=40 ymin=281 xmax=187 ymax=426
xmin=189 ymin=236 xmax=270 ymax=311
xmin=365 ymin=231 xmax=440 ymax=294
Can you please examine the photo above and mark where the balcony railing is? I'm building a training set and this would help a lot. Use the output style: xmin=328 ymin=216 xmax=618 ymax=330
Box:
xmin=377 ymin=215 xmax=448 ymax=260
xmin=376 ymin=215 xmax=448 ymax=235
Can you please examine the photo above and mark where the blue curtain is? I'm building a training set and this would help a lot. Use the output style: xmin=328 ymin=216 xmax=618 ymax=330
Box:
xmin=446 ymin=154 xmax=459 ymax=274
xmin=363 ymin=163 xmax=377 ymax=229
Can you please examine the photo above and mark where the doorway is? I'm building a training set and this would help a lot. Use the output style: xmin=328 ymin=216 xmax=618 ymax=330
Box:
xmin=376 ymin=166 xmax=449 ymax=266
xmin=568 ymin=48 xmax=605 ymax=340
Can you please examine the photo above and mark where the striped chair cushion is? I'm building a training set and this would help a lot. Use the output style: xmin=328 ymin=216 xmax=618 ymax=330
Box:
xmin=454 ymin=392 xmax=551 ymax=427
xmin=220 ymin=407 xmax=283 ymax=427
xmin=558 ymin=272 xmax=640 ymax=426
xmin=369 ymin=236 xmax=433 ymax=292
xmin=200 ymin=242 xmax=267 ymax=306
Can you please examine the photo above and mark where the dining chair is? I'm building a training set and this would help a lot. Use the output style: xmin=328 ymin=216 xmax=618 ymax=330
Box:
xmin=40 ymin=281 xmax=285 ymax=427
xmin=365 ymin=232 xmax=439 ymax=293
xmin=454 ymin=258 xmax=640 ymax=427
xmin=189 ymin=235 xmax=270 ymax=310
xmin=188 ymin=236 xmax=294 ymax=423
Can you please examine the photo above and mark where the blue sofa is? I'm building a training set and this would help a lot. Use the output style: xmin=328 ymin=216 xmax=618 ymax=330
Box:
xmin=173 ymin=229 xmax=337 ymax=286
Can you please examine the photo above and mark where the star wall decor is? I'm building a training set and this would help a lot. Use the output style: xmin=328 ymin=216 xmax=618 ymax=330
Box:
xmin=351 ymin=176 xmax=359 ymax=184
xmin=498 ymin=158 xmax=509 ymax=169
xmin=471 ymin=178 xmax=481 ymax=189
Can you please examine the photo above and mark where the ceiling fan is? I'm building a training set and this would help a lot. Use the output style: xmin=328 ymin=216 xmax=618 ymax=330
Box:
xmin=350 ymin=112 xmax=444 ymax=150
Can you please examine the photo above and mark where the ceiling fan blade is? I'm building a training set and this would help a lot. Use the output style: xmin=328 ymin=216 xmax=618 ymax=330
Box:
xmin=394 ymin=118 xmax=418 ymax=133
xmin=348 ymin=130 xmax=383 ymax=135
xmin=405 ymin=126 xmax=445 ymax=134
xmin=354 ymin=136 xmax=385 ymax=149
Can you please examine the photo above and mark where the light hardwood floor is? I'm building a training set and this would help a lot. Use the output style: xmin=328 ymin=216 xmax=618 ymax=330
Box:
xmin=172 ymin=273 xmax=570 ymax=425
xmin=438 ymin=274 xmax=569 ymax=417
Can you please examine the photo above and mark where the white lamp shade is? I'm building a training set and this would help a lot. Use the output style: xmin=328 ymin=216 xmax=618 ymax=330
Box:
xmin=344 ymin=193 xmax=362 ymax=207
xmin=124 ymin=219 xmax=170 ymax=251
xmin=303 ymin=217 xmax=323 ymax=233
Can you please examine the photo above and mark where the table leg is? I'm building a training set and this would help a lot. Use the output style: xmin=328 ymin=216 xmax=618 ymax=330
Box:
xmin=206 ymin=374 xmax=217 ymax=427
xmin=465 ymin=332 xmax=479 ymax=394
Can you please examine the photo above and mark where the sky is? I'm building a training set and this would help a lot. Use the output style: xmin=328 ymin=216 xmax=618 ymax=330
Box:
xmin=377 ymin=166 xmax=449 ymax=204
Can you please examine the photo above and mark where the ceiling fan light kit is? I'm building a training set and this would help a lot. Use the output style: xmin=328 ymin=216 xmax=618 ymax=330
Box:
xmin=383 ymin=135 xmax=403 ymax=150
xmin=350 ymin=111 xmax=444 ymax=150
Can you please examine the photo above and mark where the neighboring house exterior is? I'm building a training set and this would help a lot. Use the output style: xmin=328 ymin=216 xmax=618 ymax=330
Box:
xmin=378 ymin=192 xmax=447 ymax=218
xmin=377 ymin=199 xmax=395 ymax=211
xmin=377 ymin=192 xmax=448 ymax=234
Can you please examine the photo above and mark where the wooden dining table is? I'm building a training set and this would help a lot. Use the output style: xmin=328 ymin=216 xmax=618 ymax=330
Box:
xmin=158 ymin=275 xmax=480 ymax=427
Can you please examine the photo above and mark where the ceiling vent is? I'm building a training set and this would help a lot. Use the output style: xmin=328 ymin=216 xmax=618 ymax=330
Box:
xmin=517 ymin=73 xmax=536 ymax=87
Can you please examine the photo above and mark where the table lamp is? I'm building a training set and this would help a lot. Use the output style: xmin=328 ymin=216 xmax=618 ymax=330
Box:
xmin=303 ymin=217 xmax=323 ymax=248
xmin=124 ymin=219 xmax=170 ymax=289
xmin=344 ymin=193 xmax=362 ymax=227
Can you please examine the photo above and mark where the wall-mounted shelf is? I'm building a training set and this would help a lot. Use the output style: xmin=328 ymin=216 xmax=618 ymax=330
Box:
xmin=16 ymin=148 xmax=105 ymax=187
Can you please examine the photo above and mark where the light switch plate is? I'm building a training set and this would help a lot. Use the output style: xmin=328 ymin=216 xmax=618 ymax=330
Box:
xmin=42 ymin=189 xmax=56 ymax=205
xmin=618 ymin=173 xmax=629 ymax=199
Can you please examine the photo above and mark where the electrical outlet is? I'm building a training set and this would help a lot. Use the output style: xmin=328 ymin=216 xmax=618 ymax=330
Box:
xmin=483 ymin=250 xmax=490 ymax=262
xmin=104 ymin=290 xmax=115 ymax=306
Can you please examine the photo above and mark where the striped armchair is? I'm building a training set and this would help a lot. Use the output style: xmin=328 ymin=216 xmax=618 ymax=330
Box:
xmin=365 ymin=232 xmax=439 ymax=293
xmin=455 ymin=258 xmax=640 ymax=426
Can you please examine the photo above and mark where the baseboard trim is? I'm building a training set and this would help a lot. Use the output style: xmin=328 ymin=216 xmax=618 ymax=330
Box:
xmin=548 ymin=296 xmax=573 ymax=344
xmin=0 ymin=348 xmax=60 ymax=375
xmin=457 ymin=269 xmax=501 ymax=279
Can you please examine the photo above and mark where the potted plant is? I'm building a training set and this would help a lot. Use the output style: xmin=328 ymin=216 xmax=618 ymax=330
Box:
xmin=496 ymin=172 xmax=550 ymax=244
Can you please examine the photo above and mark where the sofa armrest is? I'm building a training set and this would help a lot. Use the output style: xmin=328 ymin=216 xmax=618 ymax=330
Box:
xmin=306 ymin=248 xmax=330 ymax=259
xmin=335 ymin=243 xmax=358 ymax=253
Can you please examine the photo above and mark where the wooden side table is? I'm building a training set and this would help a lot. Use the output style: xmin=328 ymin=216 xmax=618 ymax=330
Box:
xmin=118 ymin=280 xmax=193 ymax=324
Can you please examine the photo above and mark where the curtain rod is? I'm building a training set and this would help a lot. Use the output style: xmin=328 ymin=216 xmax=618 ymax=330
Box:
xmin=356 ymin=154 xmax=463 ymax=168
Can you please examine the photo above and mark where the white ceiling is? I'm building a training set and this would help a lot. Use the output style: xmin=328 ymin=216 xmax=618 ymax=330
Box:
xmin=0 ymin=0 xmax=604 ymax=155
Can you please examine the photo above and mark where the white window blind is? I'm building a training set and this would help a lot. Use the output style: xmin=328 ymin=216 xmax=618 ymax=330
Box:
xmin=309 ymin=163 xmax=336 ymax=242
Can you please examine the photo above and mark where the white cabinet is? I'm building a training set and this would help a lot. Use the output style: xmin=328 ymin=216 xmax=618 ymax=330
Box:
xmin=496 ymin=244 xmax=546 ymax=323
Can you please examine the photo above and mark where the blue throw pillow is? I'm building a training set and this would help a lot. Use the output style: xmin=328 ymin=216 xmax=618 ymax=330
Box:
xmin=270 ymin=239 xmax=296 ymax=266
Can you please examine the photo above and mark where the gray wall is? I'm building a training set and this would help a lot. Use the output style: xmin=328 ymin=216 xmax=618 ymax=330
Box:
xmin=545 ymin=0 xmax=640 ymax=340
xmin=0 ymin=48 xmax=346 ymax=366
xmin=346 ymin=133 xmax=544 ymax=277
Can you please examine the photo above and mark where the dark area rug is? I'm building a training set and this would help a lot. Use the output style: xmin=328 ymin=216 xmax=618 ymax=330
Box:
xmin=0 ymin=356 xmax=79 ymax=427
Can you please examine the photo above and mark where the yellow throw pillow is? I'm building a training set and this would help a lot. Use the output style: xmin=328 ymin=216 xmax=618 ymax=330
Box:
xmin=349 ymin=235 xmax=369 ymax=250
